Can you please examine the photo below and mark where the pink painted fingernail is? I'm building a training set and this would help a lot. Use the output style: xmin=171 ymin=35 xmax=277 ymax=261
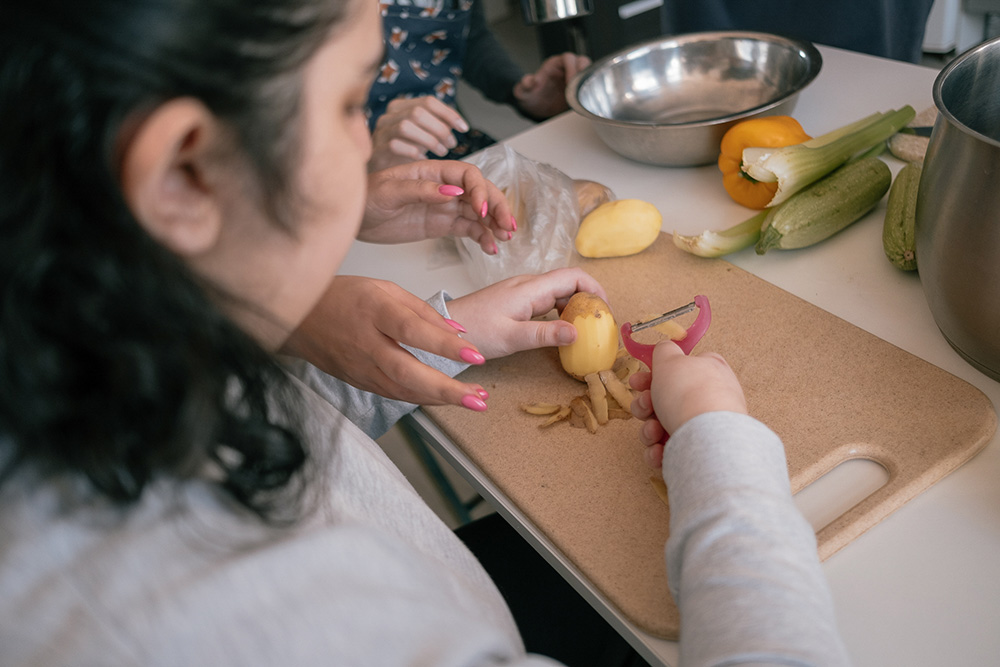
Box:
xmin=444 ymin=318 xmax=467 ymax=333
xmin=459 ymin=347 xmax=485 ymax=365
xmin=480 ymin=201 xmax=488 ymax=218
xmin=506 ymin=230 xmax=513 ymax=240
xmin=477 ymin=388 xmax=490 ymax=400
xmin=462 ymin=394 xmax=488 ymax=412
xmin=511 ymin=216 xmax=518 ymax=231
xmin=491 ymin=242 xmax=498 ymax=255
xmin=439 ymin=184 xmax=464 ymax=197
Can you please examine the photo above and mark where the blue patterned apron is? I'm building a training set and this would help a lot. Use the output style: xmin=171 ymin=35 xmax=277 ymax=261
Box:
xmin=367 ymin=0 xmax=496 ymax=159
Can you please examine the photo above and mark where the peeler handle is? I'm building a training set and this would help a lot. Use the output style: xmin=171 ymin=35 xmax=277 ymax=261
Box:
xmin=620 ymin=295 xmax=712 ymax=444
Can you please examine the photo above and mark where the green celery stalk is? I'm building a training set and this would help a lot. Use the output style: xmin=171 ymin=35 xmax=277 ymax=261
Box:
xmin=672 ymin=210 xmax=769 ymax=258
xmin=742 ymin=106 xmax=915 ymax=207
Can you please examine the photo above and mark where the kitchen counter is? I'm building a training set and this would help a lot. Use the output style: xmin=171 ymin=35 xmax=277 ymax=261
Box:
xmin=339 ymin=45 xmax=1000 ymax=666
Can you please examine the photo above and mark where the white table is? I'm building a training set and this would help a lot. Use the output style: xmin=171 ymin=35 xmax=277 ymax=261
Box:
xmin=340 ymin=45 xmax=1000 ymax=667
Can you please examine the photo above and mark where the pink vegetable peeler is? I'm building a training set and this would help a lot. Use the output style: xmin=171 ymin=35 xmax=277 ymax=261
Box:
xmin=620 ymin=295 xmax=712 ymax=366
xmin=620 ymin=295 xmax=712 ymax=444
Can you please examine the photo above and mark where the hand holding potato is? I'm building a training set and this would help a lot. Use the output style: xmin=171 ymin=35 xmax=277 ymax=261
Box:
xmin=447 ymin=268 xmax=608 ymax=360
xmin=630 ymin=342 xmax=748 ymax=468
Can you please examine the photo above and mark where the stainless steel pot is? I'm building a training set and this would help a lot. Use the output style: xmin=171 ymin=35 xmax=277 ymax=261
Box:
xmin=916 ymin=35 xmax=1000 ymax=381
xmin=519 ymin=0 xmax=592 ymax=24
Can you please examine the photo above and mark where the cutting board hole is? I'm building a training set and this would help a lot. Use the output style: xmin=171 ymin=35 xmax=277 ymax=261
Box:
xmin=793 ymin=458 xmax=889 ymax=532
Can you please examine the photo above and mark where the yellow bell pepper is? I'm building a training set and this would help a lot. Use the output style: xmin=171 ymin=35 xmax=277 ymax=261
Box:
xmin=717 ymin=116 xmax=811 ymax=209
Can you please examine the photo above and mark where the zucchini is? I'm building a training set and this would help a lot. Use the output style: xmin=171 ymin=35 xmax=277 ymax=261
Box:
xmin=881 ymin=163 xmax=920 ymax=271
xmin=755 ymin=156 xmax=892 ymax=254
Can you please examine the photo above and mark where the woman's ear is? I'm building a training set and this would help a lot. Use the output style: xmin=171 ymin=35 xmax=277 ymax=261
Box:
xmin=120 ymin=98 xmax=226 ymax=257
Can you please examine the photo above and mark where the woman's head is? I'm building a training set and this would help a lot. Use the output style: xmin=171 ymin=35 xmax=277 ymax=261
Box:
xmin=118 ymin=0 xmax=383 ymax=346
xmin=0 ymin=0 xmax=380 ymax=516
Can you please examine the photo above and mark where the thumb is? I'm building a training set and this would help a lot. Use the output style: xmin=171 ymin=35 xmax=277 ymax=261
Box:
xmin=503 ymin=320 xmax=577 ymax=355
xmin=542 ymin=320 xmax=577 ymax=347
xmin=652 ymin=339 xmax=685 ymax=365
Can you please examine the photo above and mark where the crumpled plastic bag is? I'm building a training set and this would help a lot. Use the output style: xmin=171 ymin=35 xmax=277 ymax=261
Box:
xmin=456 ymin=144 xmax=581 ymax=289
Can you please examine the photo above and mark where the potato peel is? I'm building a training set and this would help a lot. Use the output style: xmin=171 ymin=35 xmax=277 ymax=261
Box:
xmin=520 ymin=402 xmax=563 ymax=416
xmin=583 ymin=373 xmax=609 ymax=425
xmin=598 ymin=369 xmax=634 ymax=414
xmin=650 ymin=476 xmax=670 ymax=507
xmin=538 ymin=406 xmax=572 ymax=427
xmin=569 ymin=396 xmax=599 ymax=434
xmin=519 ymin=346 xmax=641 ymax=432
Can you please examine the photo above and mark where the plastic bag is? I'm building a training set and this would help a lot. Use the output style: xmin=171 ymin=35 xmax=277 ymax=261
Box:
xmin=457 ymin=144 xmax=581 ymax=289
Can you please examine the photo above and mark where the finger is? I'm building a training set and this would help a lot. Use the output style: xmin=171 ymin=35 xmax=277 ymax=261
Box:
xmin=385 ymin=95 xmax=469 ymax=134
xmin=376 ymin=301 xmax=487 ymax=367
xmin=384 ymin=136 xmax=433 ymax=163
xmin=500 ymin=267 xmax=608 ymax=318
xmin=375 ymin=282 xmax=471 ymax=336
xmin=644 ymin=443 xmax=665 ymax=469
xmin=640 ymin=418 xmax=667 ymax=448
xmin=476 ymin=221 xmax=499 ymax=255
xmin=395 ymin=118 xmax=454 ymax=157
xmin=413 ymin=95 xmax=470 ymax=133
xmin=542 ymin=267 xmax=609 ymax=308
xmin=375 ymin=173 xmax=468 ymax=209
xmin=628 ymin=371 xmax=652 ymax=391
xmin=540 ymin=54 xmax=567 ymax=76
xmin=460 ymin=178 xmax=515 ymax=237
xmin=373 ymin=345 xmax=490 ymax=409
xmin=629 ymin=389 xmax=654 ymax=420
xmin=517 ymin=73 xmax=538 ymax=93
xmin=563 ymin=53 xmax=591 ymax=79
xmin=408 ymin=160 xmax=516 ymax=237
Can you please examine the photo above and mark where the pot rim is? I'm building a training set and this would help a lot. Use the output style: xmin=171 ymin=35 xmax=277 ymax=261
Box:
xmin=932 ymin=34 xmax=1000 ymax=150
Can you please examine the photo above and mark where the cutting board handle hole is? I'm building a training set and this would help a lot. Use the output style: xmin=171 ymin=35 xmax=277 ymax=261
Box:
xmin=793 ymin=458 xmax=890 ymax=533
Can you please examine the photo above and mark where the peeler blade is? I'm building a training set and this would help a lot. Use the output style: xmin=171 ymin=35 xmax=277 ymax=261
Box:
xmin=628 ymin=301 xmax=697 ymax=333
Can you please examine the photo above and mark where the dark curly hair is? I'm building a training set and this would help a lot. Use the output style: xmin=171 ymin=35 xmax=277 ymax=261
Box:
xmin=0 ymin=0 xmax=349 ymax=521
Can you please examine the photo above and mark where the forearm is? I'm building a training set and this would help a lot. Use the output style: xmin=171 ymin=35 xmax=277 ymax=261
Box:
xmin=663 ymin=412 xmax=851 ymax=666
xmin=461 ymin=0 xmax=523 ymax=105
xmin=286 ymin=291 xmax=469 ymax=439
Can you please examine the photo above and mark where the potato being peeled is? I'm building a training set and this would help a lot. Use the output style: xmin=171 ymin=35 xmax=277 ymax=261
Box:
xmin=575 ymin=199 xmax=661 ymax=258
xmin=559 ymin=292 xmax=618 ymax=381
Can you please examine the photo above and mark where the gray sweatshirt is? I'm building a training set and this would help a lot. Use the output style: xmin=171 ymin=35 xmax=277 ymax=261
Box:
xmin=0 ymin=295 xmax=849 ymax=666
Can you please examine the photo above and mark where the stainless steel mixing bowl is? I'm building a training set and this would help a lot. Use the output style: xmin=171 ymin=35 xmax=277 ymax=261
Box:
xmin=915 ymin=36 xmax=1000 ymax=381
xmin=566 ymin=31 xmax=822 ymax=167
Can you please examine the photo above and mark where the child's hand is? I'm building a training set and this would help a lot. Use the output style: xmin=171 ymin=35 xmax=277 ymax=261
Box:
xmin=629 ymin=342 xmax=747 ymax=468
xmin=361 ymin=160 xmax=516 ymax=255
xmin=446 ymin=268 xmax=607 ymax=360
xmin=282 ymin=276 xmax=490 ymax=409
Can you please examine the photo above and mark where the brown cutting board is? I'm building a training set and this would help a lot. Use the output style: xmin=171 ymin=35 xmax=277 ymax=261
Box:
xmin=423 ymin=233 xmax=996 ymax=639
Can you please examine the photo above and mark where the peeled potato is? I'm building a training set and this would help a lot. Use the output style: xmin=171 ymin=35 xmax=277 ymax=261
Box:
xmin=558 ymin=292 xmax=618 ymax=381
xmin=575 ymin=199 xmax=661 ymax=258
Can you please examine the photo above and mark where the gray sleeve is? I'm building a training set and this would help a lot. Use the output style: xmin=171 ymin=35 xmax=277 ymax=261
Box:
xmin=284 ymin=291 xmax=469 ymax=440
xmin=461 ymin=0 xmax=524 ymax=105
xmin=662 ymin=412 xmax=852 ymax=666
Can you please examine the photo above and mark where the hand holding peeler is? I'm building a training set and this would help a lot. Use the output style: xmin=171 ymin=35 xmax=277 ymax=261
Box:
xmin=620 ymin=295 xmax=711 ymax=367
xmin=620 ymin=295 xmax=712 ymax=444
